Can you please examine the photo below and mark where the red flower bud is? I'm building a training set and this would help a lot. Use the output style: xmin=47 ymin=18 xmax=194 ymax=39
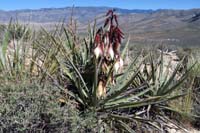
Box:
xmin=113 ymin=14 xmax=118 ymax=26
xmin=95 ymin=34 xmax=100 ymax=46
xmin=106 ymin=10 xmax=113 ymax=16
xmin=113 ymin=41 xmax=120 ymax=54
xmin=104 ymin=18 xmax=109 ymax=28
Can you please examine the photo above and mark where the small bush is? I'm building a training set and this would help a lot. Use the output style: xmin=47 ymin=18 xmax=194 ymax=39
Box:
xmin=0 ymin=80 xmax=83 ymax=132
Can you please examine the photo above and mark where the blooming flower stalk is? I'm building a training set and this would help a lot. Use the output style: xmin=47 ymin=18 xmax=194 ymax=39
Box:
xmin=94 ymin=9 xmax=124 ymax=98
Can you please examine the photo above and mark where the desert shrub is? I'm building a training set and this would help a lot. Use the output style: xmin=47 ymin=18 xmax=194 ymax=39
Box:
xmin=0 ymin=80 xmax=82 ymax=132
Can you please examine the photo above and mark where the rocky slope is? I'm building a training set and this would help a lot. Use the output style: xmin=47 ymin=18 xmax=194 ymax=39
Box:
xmin=0 ymin=7 xmax=200 ymax=47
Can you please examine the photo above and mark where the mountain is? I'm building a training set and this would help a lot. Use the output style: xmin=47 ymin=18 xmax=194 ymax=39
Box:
xmin=119 ymin=9 xmax=200 ymax=47
xmin=0 ymin=7 xmax=200 ymax=47
xmin=0 ymin=7 xmax=153 ymax=23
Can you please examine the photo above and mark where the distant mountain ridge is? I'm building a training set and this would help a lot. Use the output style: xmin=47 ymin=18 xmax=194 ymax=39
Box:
xmin=0 ymin=7 xmax=200 ymax=47
xmin=0 ymin=7 xmax=154 ymax=23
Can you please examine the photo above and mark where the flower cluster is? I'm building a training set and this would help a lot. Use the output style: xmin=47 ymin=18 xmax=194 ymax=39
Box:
xmin=94 ymin=10 xmax=124 ymax=98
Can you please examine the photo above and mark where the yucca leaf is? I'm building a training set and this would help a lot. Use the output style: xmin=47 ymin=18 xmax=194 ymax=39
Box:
xmin=110 ymin=114 xmax=161 ymax=131
xmin=154 ymin=93 xmax=187 ymax=106
xmin=83 ymin=38 xmax=90 ymax=62
xmin=159 ymin=105 xmax=200 ymax=119
xmin=66 ymin=56 xmax=89 ymax=95
xmin=63 ymin=27 xmax=73 ymax=49
xmin=133 ymin=116 xmax=162 ymax=131
xmin=0 ymin=58 xmax=4 ymax=70
xmin=161 ymin=62 xmax=195 ymax=95
xmin=116 ymin=120 xmax=136 ymax=133
xmin=157 ymin=61 xmax=182 ymax=95
xmin=158 ymin=50 xmax=164 ymax=82
xmin=150 ymin=54 xmax=156 ymax=84
xmin=6 ymin=55 xmax=13 ymax=77
xmin=102 ymin=93 xmax=185 ymax=111
xmin=100 ymin=96 xmax=162 ymax=111
xmin=109 ymin=114 xmax=136 ymax=122
xmin=92 ymin=19 xmax=96 ymax=38
xmin=60 ymin=63 xmax=73 ymax=80
xmin=48 ymin=59 xmax=59 ymax=75
xmin=106 ymin=85 xmax=153 ymax=106
xmin=2 ymin=30 xmax=10 ymax=55
xmin=0 ymin=29 xmax=10 ymax=69
xmin=121 ymin=35 xmax=130 ymax=60
xmin=92 ymin=58 xmax=98 ymax=105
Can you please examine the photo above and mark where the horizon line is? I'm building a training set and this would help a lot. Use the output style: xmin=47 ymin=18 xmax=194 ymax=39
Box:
xmin=0 ymin=6 xmax=200 ymax=12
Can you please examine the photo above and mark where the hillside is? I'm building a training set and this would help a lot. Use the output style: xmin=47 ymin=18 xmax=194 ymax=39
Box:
xmin=0 ymin=7 xmax=200 ymax=47
xmin=0 ymin=7 xmax=153 ymax=23
xmin=119 ymin=9 xmax=200 ymax=47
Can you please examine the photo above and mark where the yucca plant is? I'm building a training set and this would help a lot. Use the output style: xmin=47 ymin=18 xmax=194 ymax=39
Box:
xmin=140 ymin=52 xmax=194 ymax=96
xmin=139 ymin=51 xmax=199 ymax=123
xmin=36 ymin=10 xmax=196 ymax=132
xmin=0 ymin=21 xmax=39 ymax=81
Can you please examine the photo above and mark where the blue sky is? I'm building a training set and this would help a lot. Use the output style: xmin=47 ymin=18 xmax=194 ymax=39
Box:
xmin=0 ymin=0 xmax=200 ymax=11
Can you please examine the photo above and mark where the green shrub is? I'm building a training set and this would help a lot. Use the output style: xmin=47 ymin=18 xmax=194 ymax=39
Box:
xmin=0 ymin=81 xmax=81 ymax=132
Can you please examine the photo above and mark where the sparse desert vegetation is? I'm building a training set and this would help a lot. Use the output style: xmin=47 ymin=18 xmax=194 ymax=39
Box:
xmin=0 ymin=9 xmax=200 ymax=133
